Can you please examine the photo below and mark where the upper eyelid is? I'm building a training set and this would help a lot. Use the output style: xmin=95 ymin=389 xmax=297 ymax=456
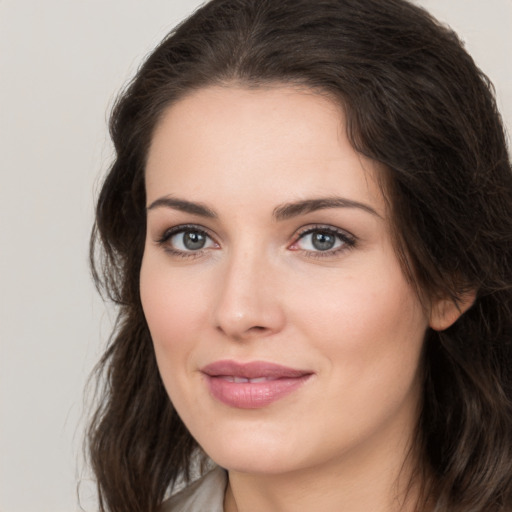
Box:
xmin=153 ymin=222 xmax=356 ymax=248
xmin=294 ymin=224 xmax=355 ymax=240
xmin=155 ymin=225 xmax=218 ymax=258
xmin=157 ymin=223 xmax=216 ymax=240
xmin=290 ymin=224 xmax=357 ymax=252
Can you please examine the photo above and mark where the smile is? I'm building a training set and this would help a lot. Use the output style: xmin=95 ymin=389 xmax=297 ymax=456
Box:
xmin=201 ymin=360 xmax=313 ymax=409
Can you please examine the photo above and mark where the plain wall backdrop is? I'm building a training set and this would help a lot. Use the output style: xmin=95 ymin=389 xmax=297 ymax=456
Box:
xmin=0 ymin=1 xmax=510 ymax=511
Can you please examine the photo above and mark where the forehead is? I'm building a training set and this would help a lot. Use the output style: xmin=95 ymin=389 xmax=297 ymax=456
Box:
xmin=145 ymin=85 xmax=387 ymax=216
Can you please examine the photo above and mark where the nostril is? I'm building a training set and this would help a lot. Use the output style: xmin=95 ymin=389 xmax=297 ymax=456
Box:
xmin=216 ymin=324 xmax=269 ymax=339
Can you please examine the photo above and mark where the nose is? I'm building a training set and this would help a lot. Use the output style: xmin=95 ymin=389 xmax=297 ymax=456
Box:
xmin=213 ymin=248 xmax=286 ymax=341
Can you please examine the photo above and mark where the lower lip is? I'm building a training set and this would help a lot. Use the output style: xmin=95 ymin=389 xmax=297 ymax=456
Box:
xmin=204 ymin=375 xmax=311 ymax=409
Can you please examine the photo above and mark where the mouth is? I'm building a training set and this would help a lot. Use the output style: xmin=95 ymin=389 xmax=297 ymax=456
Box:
xmin=200 ymin=360 xmax=313 ymax=409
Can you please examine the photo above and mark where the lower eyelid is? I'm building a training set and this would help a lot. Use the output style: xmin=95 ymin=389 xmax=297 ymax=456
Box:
xmin=153 ymin=225 xmax=221 ymax=260
xmin=162 ymin=247 xmax=207 ymax=259
xmin=154 ymin=224 xmax=355 ymax=258
xmin=292 ymin=227 xmax=355 ymax=248
xmin=156 ymin=225 xmax=213 ymax=243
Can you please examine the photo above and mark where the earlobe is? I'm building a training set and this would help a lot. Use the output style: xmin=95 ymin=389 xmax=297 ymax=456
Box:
xmin=429 ymin=290 xmax=476 ymax=331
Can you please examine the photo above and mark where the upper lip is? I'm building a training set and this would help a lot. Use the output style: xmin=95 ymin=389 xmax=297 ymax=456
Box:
xmin=201 ymin=360 xmax=312 ymax=379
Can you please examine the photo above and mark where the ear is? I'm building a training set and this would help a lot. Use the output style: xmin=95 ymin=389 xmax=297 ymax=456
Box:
xmin=429 ymin=290 xmax=476 ymax=331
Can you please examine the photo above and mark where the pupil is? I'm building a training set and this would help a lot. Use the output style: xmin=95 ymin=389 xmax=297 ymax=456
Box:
xmin=183 ymin=231 xmax=206 ymax=250
xmin=312 ymin=231 xmax=335 ymax=251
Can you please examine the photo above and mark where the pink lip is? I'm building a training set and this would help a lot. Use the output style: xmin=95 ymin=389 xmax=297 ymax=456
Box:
xmin=201 ymin=360 xmax=313 ymax=409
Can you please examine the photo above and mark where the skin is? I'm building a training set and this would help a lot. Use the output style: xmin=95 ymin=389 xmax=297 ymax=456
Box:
xmin=140 ymin=85 xmax=458 ymax=512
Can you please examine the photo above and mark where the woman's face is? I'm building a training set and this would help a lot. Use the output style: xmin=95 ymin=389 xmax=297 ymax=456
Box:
xmin=140 ymin=86 xmax=430 ymax=476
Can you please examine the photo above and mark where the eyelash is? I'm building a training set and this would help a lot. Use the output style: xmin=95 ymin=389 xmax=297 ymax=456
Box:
xmin=155 ymin=223 xmax=356 ymax=259
xmin=290 ymin=225 xmax=356 ymax=259
xmin=156 ymin=224 xmax=217 ymax=260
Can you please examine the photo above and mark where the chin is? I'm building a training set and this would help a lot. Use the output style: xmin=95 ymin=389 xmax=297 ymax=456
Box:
xmin=198 ymin=429 xmax=305 ymax=475
xmin=210 ymin=449 xmax=298 ymax=475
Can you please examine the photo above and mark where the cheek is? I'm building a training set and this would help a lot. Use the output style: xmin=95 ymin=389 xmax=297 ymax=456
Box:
xmin=286 ymin=264 xmax=427 ymax=448
xmin=289 ymin=258 xmax=427 ymax=382
xmin=139 ymin=253 xmax=214 ymax=417
xmin=139 ymin=254 xmax=208 ymax=361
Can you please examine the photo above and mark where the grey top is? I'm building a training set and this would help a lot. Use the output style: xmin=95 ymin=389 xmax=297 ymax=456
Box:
xmin=159 ymin=467 xmax=227 ymax=512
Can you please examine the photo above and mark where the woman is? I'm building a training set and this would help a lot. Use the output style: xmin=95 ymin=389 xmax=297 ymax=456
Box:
xmin=88 ymin=0 xmax=512 ymax=511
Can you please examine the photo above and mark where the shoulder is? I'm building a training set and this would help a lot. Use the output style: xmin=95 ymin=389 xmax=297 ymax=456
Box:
xmin=158 ymin=466 xmax=228 ymax=512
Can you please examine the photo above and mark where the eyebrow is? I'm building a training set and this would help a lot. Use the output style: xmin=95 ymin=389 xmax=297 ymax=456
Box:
xmin=146 ymin=195 xmax=380 ymax=220
xmin=147 ymin=196 xmax=217 ymax=218
xmin=272 ymin=197 xmax=381 ymax=221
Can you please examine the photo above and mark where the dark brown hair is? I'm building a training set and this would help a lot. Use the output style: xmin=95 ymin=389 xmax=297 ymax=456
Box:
xmin=88 ymin=1 xmax=512 ymax=510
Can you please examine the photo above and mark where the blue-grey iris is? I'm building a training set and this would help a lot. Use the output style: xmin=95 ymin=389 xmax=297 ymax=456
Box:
xmin=183 ymin=231 xmax=206 ymax=250
xmin=312 ymin=231 xmax=336 ymax=251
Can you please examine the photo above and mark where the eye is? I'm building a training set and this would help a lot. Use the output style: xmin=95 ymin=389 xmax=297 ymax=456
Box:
xmin=156 ymin=225 xmax=218 ymax=255
xmin=300 ymin=230 xmax=340 ymax=251
xmin=171 ymin=230 xmax=212 ymax=251
xmin=289 ymin=226 xmax=355 ymax=256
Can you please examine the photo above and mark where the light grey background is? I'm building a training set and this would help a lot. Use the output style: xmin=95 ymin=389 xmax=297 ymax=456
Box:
xmin=0 ymin=1 xmax=510 ymax=511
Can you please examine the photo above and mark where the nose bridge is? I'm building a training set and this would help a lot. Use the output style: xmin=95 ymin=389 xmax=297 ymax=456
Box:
xmin=213 ymin=240 xmax=284 ymax=339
